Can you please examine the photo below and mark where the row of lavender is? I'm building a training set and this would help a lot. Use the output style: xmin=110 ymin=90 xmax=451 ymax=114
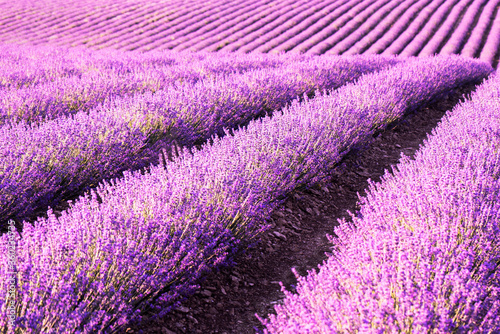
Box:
xmin=0 ymin=44 xmax=313 ymax=126
xmin=359 ymin=0 xmax=448 ymax=55
xmin=1 ymin=0 xmax=499 ymax=67
xmin=0 ymin=54 xmax=400 ymax=231
xmin=0 ymin=44 xmax=181 ymax=90
xmin=261 ymin=70 xmax=500 ymax=332
xmin=397 ymin=0 xmax=466 ymax=57
xmin=341 ymin=0 xmax=432 ymax=56
xmin=0 ymin=55 xmax=491 ymax=333
xmin=400 ymin=0 xmax=500 ymax=64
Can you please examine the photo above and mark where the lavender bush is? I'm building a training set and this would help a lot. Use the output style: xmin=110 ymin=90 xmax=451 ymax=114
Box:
xmin=0 ymin=45 xmax=299 ymax=126
xmin=0 ymin=55 xmax=491 ymax=333
xmin=0 ymin=54 xmax=400 ymax=230
xmin=260 ymin=71 xmax=500 ymax=333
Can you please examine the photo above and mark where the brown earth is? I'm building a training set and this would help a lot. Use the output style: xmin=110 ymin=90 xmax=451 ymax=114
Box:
xmin=121 ymin=81 xmax=482 ymax=334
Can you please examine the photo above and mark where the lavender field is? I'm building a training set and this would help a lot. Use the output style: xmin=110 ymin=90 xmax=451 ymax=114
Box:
xmin=0 ymin=0 xmax=499 ymax=66
xmin=0 ymin=0 xmax=499 ymax=333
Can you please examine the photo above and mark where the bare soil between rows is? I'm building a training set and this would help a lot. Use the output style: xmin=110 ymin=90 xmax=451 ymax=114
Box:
xmin=121 ymin=81 xmax=480 ymax=334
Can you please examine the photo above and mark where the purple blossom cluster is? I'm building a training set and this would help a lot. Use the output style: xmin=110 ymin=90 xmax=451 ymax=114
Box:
xmin=0 ymin=53 xmax=400 ymax=231
xmin=0 ymin=55 xmax=491 ymax=333
xmin=261 ymin=69 xmax=500 ymax=333
xmin=0 ymin=44 xmax=303 ymax=126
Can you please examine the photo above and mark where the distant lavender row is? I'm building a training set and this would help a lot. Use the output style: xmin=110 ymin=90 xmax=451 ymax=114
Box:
xmin=290 ymin=0 xmax=377 ymax=54
xmin=308 ymin=0 xmax=394 ymax=55
xmin=343 ymin=0 xmax=422 ymax=55
xmin=202 ymin=0 xmax=329 ymax=53
xmin=0 ymin=54 xmax=400 ymax=230
xmin=399 ymin=0 xmax=458 ymax=57
xmin=54 ymin=0 xmax=191 ymax=50
xmin=0 ymin=55 xmax=491 ymax=333
xmin=0 ymin=59 xmax=81 ymax=91
xmin=251 ymin=0 xmax=358 ymax=54
xmin=363 ymin=0 xmax=435 ymax=55
xmin=380 ymin=0 xmax=445 ymax=55
xmin=0 ymin=0 xmax=178 ymax=49
xmin=261 ymin=71 xmax=500 ymax=333
xmin=1 ymin=0 xmax=500 ymax=66
xmin=479 ymin=4 xmax=500 ymax=65
xmin=324 ymin=0 xmax=406 ymax=55
xmin=0 ymin=46 xmax=302 ymax=126
xmin=461 ymin=0 xmax=500 ymax=58
xmin=158 ymin=0 xmax=304 ymax=52
xmin=418 ymin=0 xmax=473 ymax=56
xmin=98 ymin=0 xmax=241 ymax=51
xmin=131 ymin=0 xmax=270 ymax=51
xmin=439 ymin=0 xmax=489 ymax=55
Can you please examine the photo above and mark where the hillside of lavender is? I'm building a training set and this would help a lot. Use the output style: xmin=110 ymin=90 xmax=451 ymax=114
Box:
xmin=1 ymin=0 xmax=499 ymax=333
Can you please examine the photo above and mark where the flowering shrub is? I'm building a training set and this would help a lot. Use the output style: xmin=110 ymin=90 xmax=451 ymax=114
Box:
xmin=0 ymin=50 xmax=400 ymax=228
xmin=261 ymin=70 xmax=500 ymax=333
xmin=0 ymin=55 xmax=491 ymax=333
